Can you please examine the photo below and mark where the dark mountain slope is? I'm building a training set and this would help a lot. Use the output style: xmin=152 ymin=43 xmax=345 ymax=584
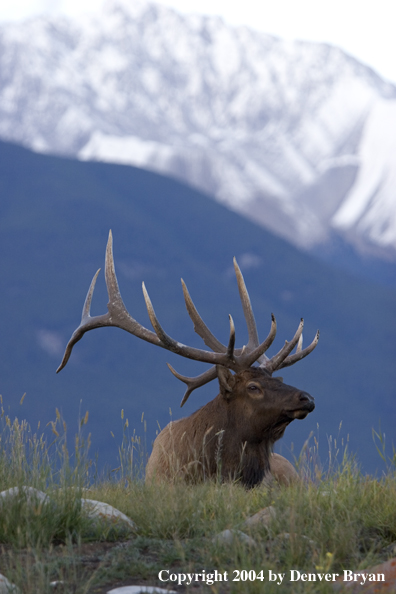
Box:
xmin=0 ymin=140 xmax=395 ymax=473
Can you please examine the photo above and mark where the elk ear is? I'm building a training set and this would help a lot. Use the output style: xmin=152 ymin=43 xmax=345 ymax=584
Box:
xmin=216 ymin=365 xmax=235 ymax=398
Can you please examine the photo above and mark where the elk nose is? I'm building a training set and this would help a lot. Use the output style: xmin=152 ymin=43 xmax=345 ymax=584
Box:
xmin=299 ymin=391 xmax=315 ymax=409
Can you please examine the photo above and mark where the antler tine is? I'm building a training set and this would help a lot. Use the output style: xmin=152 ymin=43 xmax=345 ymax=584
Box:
xmin=167 ymin=364 xmax=218 ymax=407
xmin=104 ymin=229 xmax=129 ymax=313
xmin=233 ymin=258 xmax=259 ymax=350
xmin=142 ymin=282 xmax=179 ymax=351
xmin=239 ymin=313 xmax=277 ymax=368
xmin=277 ymin=330 xmax=320 ymax=370
xmin=296 ymin=332 xmax=303 ymax=353
xmin=83 ymin=268 xmax=101 ymax=319
xmin=262 ymin=319 xmax=304 ymax=374
xmin=181 ymin=279 xmax=226 ymax=353
xmin=103 ymin=231 xmax=166 ymax=346
xmin=56 ymin=268 xmax=103 ymax=373
xmin=227 ymin=315 xmax=236 ymax=360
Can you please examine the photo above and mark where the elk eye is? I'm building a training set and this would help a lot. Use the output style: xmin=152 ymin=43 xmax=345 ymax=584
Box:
xmin=247 ymin=383 xmax=263 ymax=398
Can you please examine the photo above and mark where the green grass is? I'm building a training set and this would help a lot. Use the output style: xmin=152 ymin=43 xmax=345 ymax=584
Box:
xmin=0 ymin=409 xmax=395 ymax=593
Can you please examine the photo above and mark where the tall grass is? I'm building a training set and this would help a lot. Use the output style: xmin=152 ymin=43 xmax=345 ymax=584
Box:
xmin=0 ymin=403 xmax=395 ymax=593
xmin=0 ymin=395 xmax=93 ymax=492
xmin=0 ymin=404 xmax=95 ymax=551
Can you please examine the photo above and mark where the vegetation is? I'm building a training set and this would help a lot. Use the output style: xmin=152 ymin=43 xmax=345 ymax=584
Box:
xmin=0 ymin=407 xmax=395 ymax=594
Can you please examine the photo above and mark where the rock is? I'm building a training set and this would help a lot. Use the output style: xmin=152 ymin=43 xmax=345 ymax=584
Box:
xmin=333 ymin=556 xmax=396 ymax=592
xmin=81 ymin=499 xmax=136 ymax=531
xmin=0 ymin=486 xmax=49 ymax=506
xmin=0 ymin=573 xmax=19 ymax=594
xmin=212 ymin=529 xmax=256 ymax=547
xmin=243 ymin=505 xmax=276 ymax=528
xmin=272 ymin=532 xmax=316 ymax=548
xmin=107 ymin=586 xmax=177 ymax=594
xmin=381 ymin=542 xmax=396 ymax=558
xmin=0 ymin=486 xmax=136 ymax=533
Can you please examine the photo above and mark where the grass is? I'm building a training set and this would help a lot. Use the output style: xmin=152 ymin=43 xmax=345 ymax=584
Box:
xmin=0 ymin=407 xmax=395 ymax=593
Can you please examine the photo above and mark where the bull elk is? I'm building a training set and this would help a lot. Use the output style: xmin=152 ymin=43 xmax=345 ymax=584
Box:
xmin=57 ymin=231 xmax=319 ymax=488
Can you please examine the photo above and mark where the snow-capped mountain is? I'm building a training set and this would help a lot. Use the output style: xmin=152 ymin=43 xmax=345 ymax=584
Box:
xmin=1 ymin=0 xmax=396 ymax=260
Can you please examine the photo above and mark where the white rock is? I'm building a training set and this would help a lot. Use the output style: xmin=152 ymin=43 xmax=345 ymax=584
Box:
xmin=0 ymin=573 xmax=19 ymax=594
xmin=0 ymin=486 xmax=49 ymax=506
xmin=243 ymin=505 xmax=276 ymax=528
xmin=212 ymin=529 xmax=256 ymax=547
xmin=107 ymin=586 xmax=176 ymax=594
xmin=81 ymin=499 xmax=136 ymax=531
xmin=0 ymin=486 xmax=136 ymax=533
xmin=273 ymin=532 xmax=316 ymax=548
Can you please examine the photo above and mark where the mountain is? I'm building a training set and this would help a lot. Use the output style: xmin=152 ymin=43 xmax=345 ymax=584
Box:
xmin=1 ymin=139 xmax=395 ymax=474
xmin=1 ymin=0 xmax=396 ymax=276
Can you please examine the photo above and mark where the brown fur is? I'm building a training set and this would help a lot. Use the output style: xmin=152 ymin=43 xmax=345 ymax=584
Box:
xmin=145 ymin=366 xmax=313 ymax=488
xmin=269 ymin=453 xmax=299 ymax=486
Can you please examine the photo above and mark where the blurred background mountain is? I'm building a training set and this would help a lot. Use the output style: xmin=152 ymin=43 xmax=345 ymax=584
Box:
xmin=0 ymin=0 xmax=395 ymax=474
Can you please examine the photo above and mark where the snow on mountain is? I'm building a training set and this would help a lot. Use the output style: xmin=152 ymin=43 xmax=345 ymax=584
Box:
xmin=332 ymin=98 xmax=396 ymax=251
xmin=1 ymin=0 xmax=396 ymax=259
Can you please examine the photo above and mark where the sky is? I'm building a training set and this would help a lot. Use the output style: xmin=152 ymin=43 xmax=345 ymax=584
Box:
xmin=0 ymin=0 xmax=395 ymax=85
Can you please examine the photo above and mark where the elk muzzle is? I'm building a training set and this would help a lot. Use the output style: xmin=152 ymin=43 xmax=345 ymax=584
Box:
xmin=289 ymin=391 xmax=315 ymax=419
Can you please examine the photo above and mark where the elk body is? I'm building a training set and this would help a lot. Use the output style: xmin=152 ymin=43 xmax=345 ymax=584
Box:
xmin=145 ymin=368 xmax=314 ymax=487
xmin=58 ymin=231 xmax=319 ymax=488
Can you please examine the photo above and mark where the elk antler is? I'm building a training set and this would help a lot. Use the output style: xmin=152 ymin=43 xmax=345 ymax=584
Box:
xmin=57 ymin=231 xmax=257 ymax=373
xmin=57 ymin=231 xmax=319 ymax=406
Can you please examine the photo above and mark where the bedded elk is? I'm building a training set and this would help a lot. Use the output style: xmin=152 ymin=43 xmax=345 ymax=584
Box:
xmin=57 ymin=231 xmax=319 ymax=488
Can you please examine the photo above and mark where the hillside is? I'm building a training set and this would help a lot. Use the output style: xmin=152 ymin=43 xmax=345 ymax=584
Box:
xmin=0 ymin=139 xmax=395 ymax=473
xmin=1 ymin=0 xmax=396 ymax=269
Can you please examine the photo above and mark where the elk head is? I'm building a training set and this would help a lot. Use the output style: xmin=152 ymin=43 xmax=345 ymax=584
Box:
xmin=216 ymin=366 xmax=315 ymax=441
